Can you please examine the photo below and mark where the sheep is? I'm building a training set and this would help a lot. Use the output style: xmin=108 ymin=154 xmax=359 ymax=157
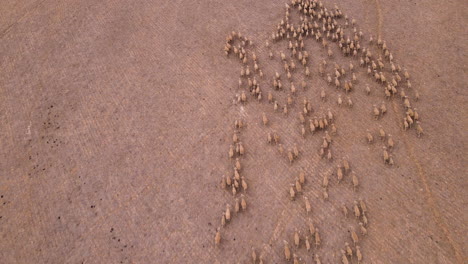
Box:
xmin=274 ymin=101 xmax=279 ymax=112
xmin=287 ymin=94 xmax=293 ymax=105
xmin=327 ymin=74 xmax=332 ymax=85
xmin=234 ymin=168 xmax=240 ymax=181
xmin=233 ymin=179 xmax=239 ymax=195
xmin=328 ymin=47 xmax=333 ymax=57
xmin=295 ymin=178 xmax=302 ymax=193
xmin=262 ymin=112 xmax=268 ymax=126
xmin=322 ymin=174 xmax=329 ymax=188
xmin=345 ymin=242 xmax=353 ymax=258
xmin=387 ymin=134 xmax=394 ymax=149
xmin=349 ymin=62 xmax=354 ymax=72
xmin=380 ymin=102 xmax=387 ymax=115
xmin=267 ymin=132 xmax=273 ymax=144
xmin=383 ymin=147 xmax=390 ymax=163
xmin=362 ymin=213 xmax=369 ymax=226
xmin=342 ymin=204 xmax=349 ymax=218
xmin=302 ymin=80 xmax=307 ymax=90
xmin=215 ymin=227 xmax=221 ymax=246
xmin=240 ymin=194 xmax=247 ymax=211
xmin=312 ymin=227 xmax=321 ymax=248
xmin=278 ymin=144 xmax=284 ymax=154
xmin=404 ymin=69 xmax=410 ymax=80
xmin=307 ymin=220 xmax=316 ymax=236
xmin=299 ymin=171 xmax=306 ymax=184
xmin=304 ymin=196 xmax=312 ymax=214
xmin=246 ymin=66 xmax=251 ymax=76
xmin=226 ymin=176 xmax=232 ymax=187
xmin=314 ymin=254 xmax=322 ymax=264
xmin=416 ymin=121 xmax=423 ymax=137
xmin=291 ymin=82 xmax=296 ymax=94
xmin=373 ymin=105 xmax=380 ymax=120
xmin=274 ymin=133 xmax=280 ymax=144
xmin=234 ymin=157 xmax=241 ymax=171
xmin=344 ymin=81 xmax=351 ymax=93
xmin=347 ymin=97 xmax=353 ymax=108
xmin=365 ymin=129 xmax=374 ymax=144
xmin=354 ymin=201 xmax=361 ymax=219
xmin=404 ymin=96 xmax=411 ymax=109
xmin=294 ymin=229 xmax=301 ymax=248
xmin=225 ymin=204 xmax=231 ymax=221
xmin=306 ymin=236 xmax=311 ymax=251
xmin=379 ymin=126 xmax=386 ymax=140
xmin=284 ymin=241 xmax=291 ymax=261
xmin=281 ymin=51 xmax=286 ymax=61
xmin=301 ymin=125 xmax=306 ymax=137
xmin=293 ymin=254 xmax=300 ymax=264
xmin=221 ymin=212 xmax=226 ymax=227
xmin=220 ymin=175 xmax=227 ymax=190
xmin=415 ymin=90 xmax=420 ymax=101
xmin=403 ymin=118 xmax=409 ymax=131
xmin=395 ymin=72 xmax=402 ymax=82
xmin=351 ymin=230 xmax=359 ymax=246
xmin=251 ymin=247 xmax=257 ymax=263
xmin=321 ymin=89 xmax=326 ymax=101
xmin=241 ymin=91 xmax=247 ymax=103
xmin=338 ymin=95 xmax=343 ymax=107
xmin=359 ymin=222 xmax=367 ymax=235
xmin=299 ymin=112 xmax=306 ymax=124
xmin=234 ymin=119 xmax=243 ymax=129
xmin=341 ymin=250 xmax=349 ymax=264
xmin=337 ymin=166 xmax=344 ymax=183
xmin=356 ymin=246 xmax=363 ymax=264
xmin=241 ymin=177 xmax=248 ymax=192
xmin=322 ymin=137 xmax=329 ymax=149
xmin=305 ymin=66 xmax=311 ymax=77
xmin=234 ymin=198 xmax=240 ymax=213
xmin=293 ymin=145 xmax=300 ymax=159
xmin=331 ymin=123 xmax=337 ymax=135
xmin=289 ymin=184 xmax=296 ymax=200
xmin=323 ymin=188 xmax=329 ymax=200
xmin=322 ymin=131 xmax=331 ymax=144
xmin=414 ymin=108 xmax=419 ymax=120
xmin=407 ymin=114 xmax=413 ymax=128
xmin=318 ymin=64 xmax=324 ymax=76
xmin=229 ymin=145 xmax=234 ymax=159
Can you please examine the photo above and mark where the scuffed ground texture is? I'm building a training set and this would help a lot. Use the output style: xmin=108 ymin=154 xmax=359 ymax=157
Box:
xmin=0 ymin=0 xmax=466 ymax=263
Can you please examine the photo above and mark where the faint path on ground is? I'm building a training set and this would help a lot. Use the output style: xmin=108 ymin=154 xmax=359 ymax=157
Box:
xmin=374 ymin=0 xmax=464 ymax=262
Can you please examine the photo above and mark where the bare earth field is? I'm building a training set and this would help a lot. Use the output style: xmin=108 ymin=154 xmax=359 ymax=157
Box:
xmin=0 ymin=0 xmax=467 ymax=263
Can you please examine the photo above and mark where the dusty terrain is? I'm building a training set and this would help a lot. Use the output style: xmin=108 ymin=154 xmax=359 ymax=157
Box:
xmin=0 ymin=0 xmax=467 ymax=263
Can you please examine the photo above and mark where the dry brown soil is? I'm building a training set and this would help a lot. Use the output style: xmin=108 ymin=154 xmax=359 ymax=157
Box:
xmin=0 ymin=0 xmax=467 ymax=263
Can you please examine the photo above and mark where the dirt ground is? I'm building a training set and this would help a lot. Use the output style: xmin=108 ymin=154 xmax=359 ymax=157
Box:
xmin=0 ymin=0 xmax=467 ymax=263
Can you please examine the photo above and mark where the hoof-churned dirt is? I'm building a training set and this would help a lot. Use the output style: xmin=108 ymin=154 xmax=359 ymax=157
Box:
xmin=0 ymin=0 xmax=466 ymax=263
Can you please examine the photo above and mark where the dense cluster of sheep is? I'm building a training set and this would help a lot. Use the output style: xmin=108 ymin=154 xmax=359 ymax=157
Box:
xmin=216 ymin=0 xmax=424 ymax=262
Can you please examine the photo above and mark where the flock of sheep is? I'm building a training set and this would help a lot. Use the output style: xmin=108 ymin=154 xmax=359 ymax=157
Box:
xmin=215 ymin=0 xmax=423 ymax=263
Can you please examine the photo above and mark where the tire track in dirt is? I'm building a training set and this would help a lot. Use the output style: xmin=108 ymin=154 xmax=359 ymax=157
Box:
xmin=377 ymin=1 xmax=464 ymax=260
